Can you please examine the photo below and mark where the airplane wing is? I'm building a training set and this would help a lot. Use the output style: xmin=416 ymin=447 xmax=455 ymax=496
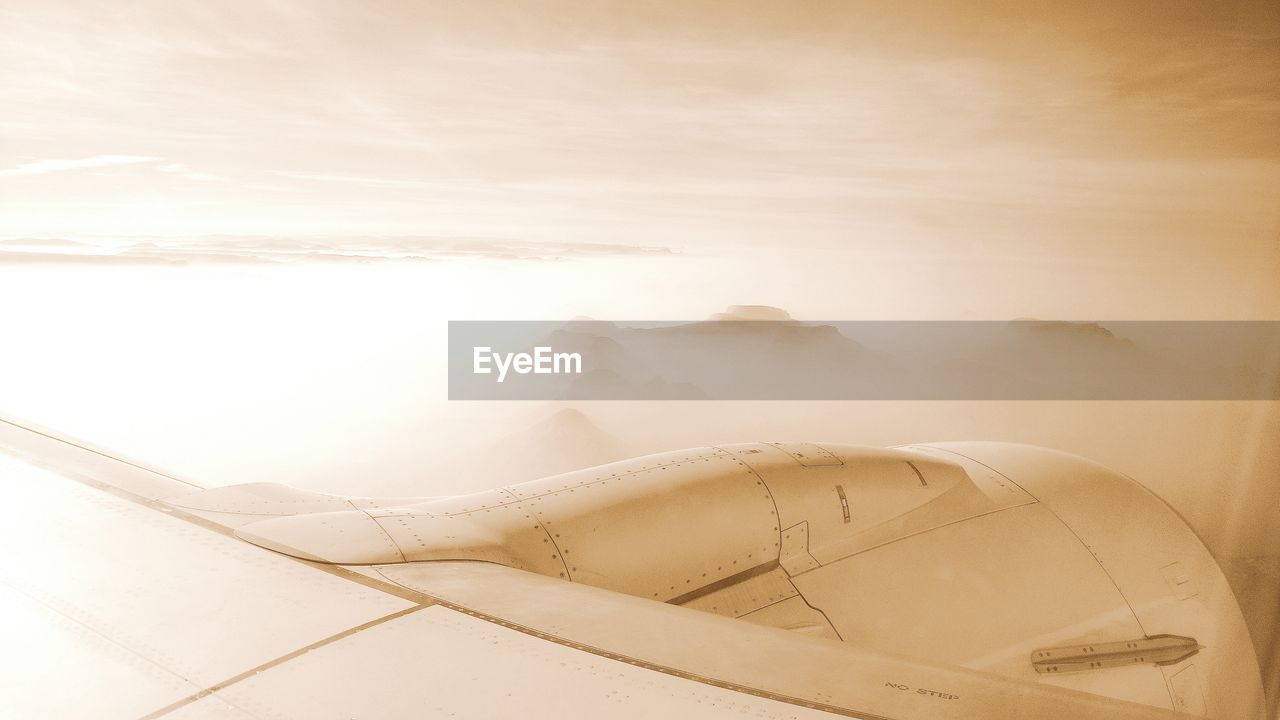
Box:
xmin=0 ymin=417 xmax=1195 ymax=719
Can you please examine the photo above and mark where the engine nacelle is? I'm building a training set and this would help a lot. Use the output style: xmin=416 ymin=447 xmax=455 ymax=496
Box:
xmin=166 ymin=441 xmax=1266 ymax=719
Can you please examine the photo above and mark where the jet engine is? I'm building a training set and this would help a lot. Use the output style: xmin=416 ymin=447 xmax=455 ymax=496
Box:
xmin=165 ymin=441 xmax=1266 ymax=719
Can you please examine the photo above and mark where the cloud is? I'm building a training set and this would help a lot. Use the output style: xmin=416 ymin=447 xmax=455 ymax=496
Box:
xmin=0 ymin=155 xmax=163 ymax=177
xmin=0 ymin=235 xmax=678 ymax=265
xmin=155 ymin=163 xmax=225 ymax=182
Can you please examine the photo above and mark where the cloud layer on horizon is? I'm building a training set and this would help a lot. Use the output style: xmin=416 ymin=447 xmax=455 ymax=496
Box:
xmin=0 ymin=235 xmax=677 ymax=265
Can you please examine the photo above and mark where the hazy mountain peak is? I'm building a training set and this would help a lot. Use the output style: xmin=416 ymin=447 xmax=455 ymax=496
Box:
xmin=541 ymin=406 xmax=591 ymax=427
xmin=708 ymin=305 xmax=793 ymax=321
xmin=1004 ymin=319 xmax=1136 ymax=349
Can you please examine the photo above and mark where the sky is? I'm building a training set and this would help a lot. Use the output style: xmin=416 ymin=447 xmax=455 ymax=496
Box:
xmin=1 ymin=1 xmax=1277 ymax=274
xmin=1 ymin=2 xmax=1278 ymax=497
xmin=1 ymin=0 xmax=1278 ymax=484
xmin=1 ymin=1 xmax=1277 ymax=467
xmin=1 ymin=3 xmax=1278 ymax=702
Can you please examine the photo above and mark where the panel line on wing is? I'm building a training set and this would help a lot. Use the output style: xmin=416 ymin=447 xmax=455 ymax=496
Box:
xmin=142 ymin=604 xmax=431 ymax=720
xmin=0 ymin=575 xmax=201 ymax=695
xmin=498 ymin=486 xmax=573 ymax=580
xmin=0 ymin=417 xmax=203 ymax=490
xmin=347 ymin=499 xmax=408 ymax=564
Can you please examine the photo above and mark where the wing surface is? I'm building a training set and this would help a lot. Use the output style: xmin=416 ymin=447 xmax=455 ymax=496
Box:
xmin=0 ymin=417 xmax=1191 ymax=719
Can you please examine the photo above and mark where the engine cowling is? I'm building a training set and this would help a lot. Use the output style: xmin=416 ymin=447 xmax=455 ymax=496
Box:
xmin=166 ymin=441 xmax=1266 ymax=719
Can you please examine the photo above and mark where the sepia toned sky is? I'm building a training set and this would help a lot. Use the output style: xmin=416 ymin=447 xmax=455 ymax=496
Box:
xmin=2 ymin=1 xmax=1277 ymax=267
xmin=3 ymin=2 xmax=1280 ymax=447
xmin=2 ymin=5 xmax=1278 ymax=702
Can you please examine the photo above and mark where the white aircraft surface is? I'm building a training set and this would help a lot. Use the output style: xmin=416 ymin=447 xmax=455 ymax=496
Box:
xmin=0 ymin=416 xmax=1266 ymax=719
